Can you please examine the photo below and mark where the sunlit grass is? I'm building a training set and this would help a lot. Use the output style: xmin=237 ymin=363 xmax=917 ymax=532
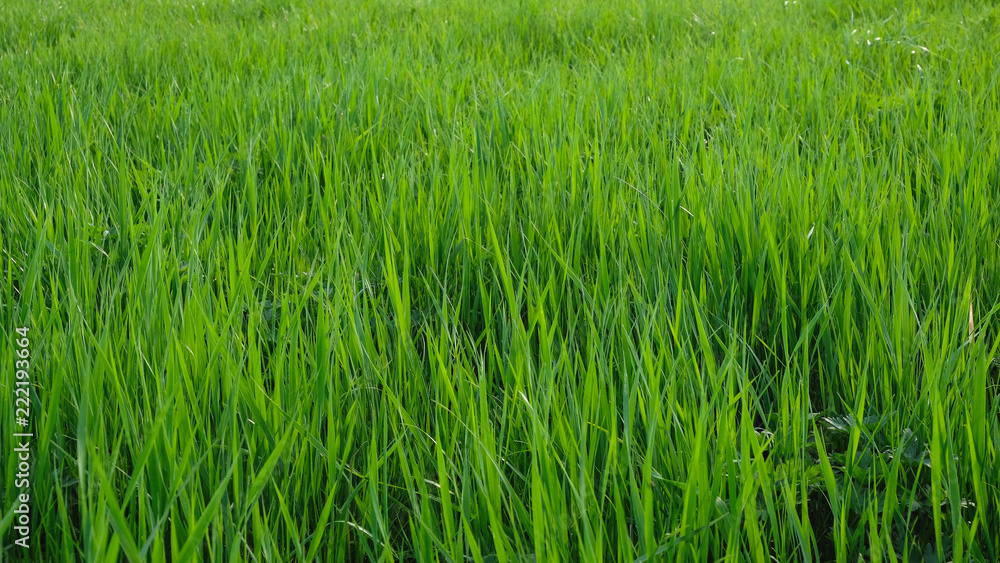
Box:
xmin=2 ymin=0 xmax=1000 ymax=561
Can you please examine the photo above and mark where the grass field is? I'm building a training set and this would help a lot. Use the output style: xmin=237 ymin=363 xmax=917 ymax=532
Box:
xmin=2 ymin=0 xmax=1000 ymax=560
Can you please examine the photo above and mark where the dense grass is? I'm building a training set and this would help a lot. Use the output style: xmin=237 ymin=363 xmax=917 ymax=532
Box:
xmin=2 ymin=0 xmax=1000 ymax=560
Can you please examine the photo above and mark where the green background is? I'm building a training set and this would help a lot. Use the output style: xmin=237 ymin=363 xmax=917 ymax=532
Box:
xmin=2 ymin=0 xmax=1000 ymax=560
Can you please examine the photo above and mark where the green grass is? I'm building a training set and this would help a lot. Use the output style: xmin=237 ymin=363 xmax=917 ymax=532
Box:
xmin=2 ymin=0 xmax=1000 ymax=560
